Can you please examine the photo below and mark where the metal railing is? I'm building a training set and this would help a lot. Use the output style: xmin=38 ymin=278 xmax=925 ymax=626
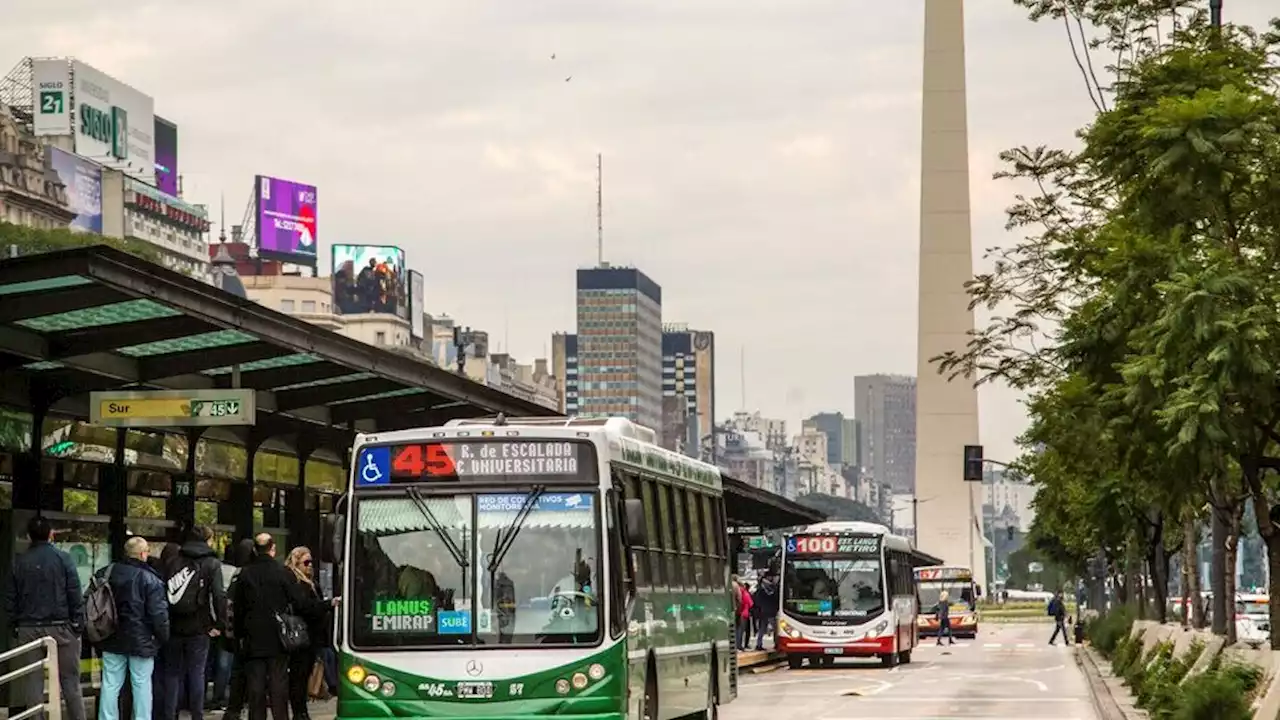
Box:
xmin=0 ymin=636 xmax=63 ymax=720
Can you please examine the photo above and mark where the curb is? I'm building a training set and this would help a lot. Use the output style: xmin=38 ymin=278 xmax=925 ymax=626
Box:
xmin=1075 ymin=645 xmax=1127 ymax=720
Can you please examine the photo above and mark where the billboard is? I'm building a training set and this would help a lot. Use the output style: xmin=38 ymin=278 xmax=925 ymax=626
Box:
xmin=332 ymin=245 xmax=407 ymax=319
xmin=47 ymin=148 xmax=103 ymax=234
xmin=409 ymin=270 xmax=425 ymax=339
xmin=255 ymin=175 xmax=317 ymax=263
xmin=71 ymin=60 xmax=155 ymax=183
xmin=154 ymin=116 xmax=178 ymax=196
xmin=31 ymin=59 xmax=72 ymax=136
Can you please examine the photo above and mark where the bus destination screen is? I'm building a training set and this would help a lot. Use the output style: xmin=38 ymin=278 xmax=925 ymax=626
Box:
xmin=786 ymin=534 xmax=879 ymax=555
xmin=356 ymin=440 xmax=595 ymax=486
xmin=917 ymin=567 xmax=973 ymax=582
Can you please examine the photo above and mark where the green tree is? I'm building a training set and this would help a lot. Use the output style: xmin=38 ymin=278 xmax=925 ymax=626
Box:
xmin=0 ymin=221 xmax=163 ymax=264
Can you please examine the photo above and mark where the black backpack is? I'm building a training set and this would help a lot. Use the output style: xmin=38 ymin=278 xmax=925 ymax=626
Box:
xmin=166 ymin=556 xmax=207 ymax=616
xmin=85 ymin=564 xmax=118 ymax=644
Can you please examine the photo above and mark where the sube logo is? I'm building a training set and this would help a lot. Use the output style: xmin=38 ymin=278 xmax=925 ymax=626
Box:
xmin=80 ymin=104 xmax=128 ymax=161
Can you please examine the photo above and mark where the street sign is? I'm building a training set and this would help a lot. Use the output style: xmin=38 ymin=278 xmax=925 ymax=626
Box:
xmin=89 ymin=389 xmax=256 ymax=427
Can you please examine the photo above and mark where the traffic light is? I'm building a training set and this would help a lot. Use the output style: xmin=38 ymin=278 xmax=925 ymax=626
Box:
xmin=963 ymin=445 xmax=984 ymax=482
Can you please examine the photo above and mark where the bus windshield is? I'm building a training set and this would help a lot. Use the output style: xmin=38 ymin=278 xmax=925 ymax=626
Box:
xmin=783 ymin=556 xmax=884 ymax=623
xmin=918 ymin=580 xmax=975 ymax=613
xmin=349 ymin=491 xmax=602 ymax=649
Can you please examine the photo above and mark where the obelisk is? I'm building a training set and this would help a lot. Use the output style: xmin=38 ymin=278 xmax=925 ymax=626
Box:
xmin=914 ymin=0 xmax=985 ymax=591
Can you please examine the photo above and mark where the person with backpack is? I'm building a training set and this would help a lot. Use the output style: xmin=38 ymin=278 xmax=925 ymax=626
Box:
xmin=1048 ymin=591 xmax=1070 ymax=645
xmin=160 ymin=526 xmax=226 ymax=720
xmin=4 ymin=515 xmax=87 ymax=720
xmin=91 ymin=536 xmax=170 ymax=720
xmin=752 ymin=573 xmax=780 ymax=651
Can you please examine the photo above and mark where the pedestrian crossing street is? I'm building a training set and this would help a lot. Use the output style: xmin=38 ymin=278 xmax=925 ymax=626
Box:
xmin=914 ymin=641 xmax=1076 ymax=654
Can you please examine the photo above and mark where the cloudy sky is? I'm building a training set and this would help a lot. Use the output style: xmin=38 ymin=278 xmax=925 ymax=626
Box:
xmin=3 ymin=0 xmax=1275 ymax=465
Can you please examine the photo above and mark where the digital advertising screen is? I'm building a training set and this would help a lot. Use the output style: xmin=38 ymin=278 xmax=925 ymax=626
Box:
xmin=331 ymin=244 xmax=407 ymax=318
xmin=255 ymin=175 xmax=317 ymax=263
xmin=47 ymin=148 xmax=103 ymax=234
xmin=409 ymin=270 xmax=425 ymax=339
xmin=154 ymin=116 xmax=178 ymax=196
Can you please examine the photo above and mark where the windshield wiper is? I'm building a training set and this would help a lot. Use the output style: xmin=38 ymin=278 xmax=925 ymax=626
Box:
xmin=487 ymin=485 xmax=546 ymax=574
xmin=405 ymin=486 xmax=468 ymax=569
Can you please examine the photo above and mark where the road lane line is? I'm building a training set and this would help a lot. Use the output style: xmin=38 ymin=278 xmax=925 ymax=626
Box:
xmin=984 ymin=642 xmax=1003 ymax=648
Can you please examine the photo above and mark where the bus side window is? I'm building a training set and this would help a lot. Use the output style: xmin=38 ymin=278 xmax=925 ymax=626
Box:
xmin=657 ymin=483 xmax=679 ymax=589
xmin=712 ymin=497 xmax=728 ymax=587
xmin=688 ymin=491 xmax=707 ymax=589
xmin=672 ymin=487 xmax=693 ymax=588
xmin=640 ymin=477 xmax=664 ymax=586
xmin=605 ymin=488 xmax=628 ymax=639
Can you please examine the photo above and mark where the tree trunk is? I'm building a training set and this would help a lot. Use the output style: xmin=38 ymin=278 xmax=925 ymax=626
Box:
xmin=1210 ymin=476 xmax=1230 ymax=635
xmin=1242 ymin=459 xmax=1280 ymax=649
xmin=1224 ymin=502 xmax=1242 ymax=645
xmin=1145 ymin=511 xmax=1168 ymax=623
xmin=1185 ymin=515 xmax=1205 ymax=629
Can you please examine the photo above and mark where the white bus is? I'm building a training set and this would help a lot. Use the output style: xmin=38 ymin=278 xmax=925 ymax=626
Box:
xmin=777 ymin=521 xmax=936 ymax=668
xmin=323 ymin=416 xmax=736 ymax=720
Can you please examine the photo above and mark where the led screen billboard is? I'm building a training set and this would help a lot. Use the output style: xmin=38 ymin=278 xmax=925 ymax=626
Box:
xmin=332 ymin=245 xmax=408 ymax=319
xmin=47 ymin=148 xmax=103 ymax=234
xmin=409 ymin=270 xmax=425 ymax=339
xmin=154 ymin=116 xmax=178 ymax=196
xmin=255 ymin=175 xmax=317 ymax=264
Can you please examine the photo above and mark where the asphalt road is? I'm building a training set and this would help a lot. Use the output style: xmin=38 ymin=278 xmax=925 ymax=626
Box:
xmin=724 ymin=622 xmax=1097 ymax=720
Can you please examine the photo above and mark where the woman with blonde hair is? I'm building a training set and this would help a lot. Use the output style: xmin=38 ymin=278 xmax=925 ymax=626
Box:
xmin=936 ymin=590 xmax=955 ymax=646
xmin=282 ymin=547 xmax=327 ymax=720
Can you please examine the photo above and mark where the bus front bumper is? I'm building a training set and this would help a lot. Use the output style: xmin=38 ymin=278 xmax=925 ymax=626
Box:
xmin=778 ymin=634 xmax=895 ymax=657
xmin=338 ymin=697 xmax=625 ymax=719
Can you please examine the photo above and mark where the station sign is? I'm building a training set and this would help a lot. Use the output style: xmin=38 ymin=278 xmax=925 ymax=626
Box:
xmin=89 ymin=389 xmax=255 ymax=427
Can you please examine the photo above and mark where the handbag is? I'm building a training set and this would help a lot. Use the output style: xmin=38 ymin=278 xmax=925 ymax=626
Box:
xmin=276 ymin=607 xmax=310 ymax=653
xmin=307 ymin=660 xmax=327 ymax=700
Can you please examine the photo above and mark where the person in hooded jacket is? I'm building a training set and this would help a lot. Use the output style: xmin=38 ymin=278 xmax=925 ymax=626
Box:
xmin=97 ymin=537 xmax=170 ymax=720
xmin=160 ymin=527 xmax=226 ymax=720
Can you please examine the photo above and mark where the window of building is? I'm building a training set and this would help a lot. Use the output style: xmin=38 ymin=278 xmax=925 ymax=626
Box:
xmin=300 ymin=300 xmax=316 ymax=313
xmin=280 ymin=299 xmax=295 ymax=312
xmin=375 ymin=331 xmax=386 ymax=345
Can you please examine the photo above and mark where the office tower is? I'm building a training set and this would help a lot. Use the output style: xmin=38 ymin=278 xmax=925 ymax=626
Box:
xmin=803 ymin=412 xmax=860 ymax=470
xmin=575 ymin=267 xmax=663 ymax=433
xmin=661 ymin=325 xmax=716 ymax=456
xmin=551 ymin=332 xmax=579 ymax=415
xmin=854 ymin=375 xmax=917 ymax=494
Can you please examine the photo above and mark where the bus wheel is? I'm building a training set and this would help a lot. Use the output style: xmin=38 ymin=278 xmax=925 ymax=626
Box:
xmin=898 ymin=649 xmax=913 ymax=665
xmin=642 ymin=658 xmax=659 ymax=720
xmin=787 ymin=655 xmax=803 ymax=670
xmin=880 ymin=652 xmax=899 ymax=668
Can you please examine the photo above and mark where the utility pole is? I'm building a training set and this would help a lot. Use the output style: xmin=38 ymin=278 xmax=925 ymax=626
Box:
xmin=596 ymin=153 xmax=604 ymax=266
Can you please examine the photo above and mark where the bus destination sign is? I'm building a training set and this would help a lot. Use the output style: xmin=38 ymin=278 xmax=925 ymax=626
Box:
xmin=786 ymin=534 xmax=879 ymax=555
xmin=917 ymin=567 xmax=973 ymax=581
xmin=387 ymin=440 xmax=587 ymax=480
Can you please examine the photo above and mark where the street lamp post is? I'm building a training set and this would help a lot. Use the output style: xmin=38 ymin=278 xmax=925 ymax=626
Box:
xmin=1210 ymin=0 xmax=1223 ymax=29
xmin=911 ymin=495 xmax=936 ymax=548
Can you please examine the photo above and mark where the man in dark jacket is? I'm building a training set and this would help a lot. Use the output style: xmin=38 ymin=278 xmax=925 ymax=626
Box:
xmin=232 ymin=534 xmax=332 ymax=720
xmin=98 ymin=537 xmax=170 ymax=720
xmin=161 ymin=526 xmax=226 ymax=720
xmin=1048 ymin=591 xmax=1070 ymax=645
xmin=752 ymin=574 xmax=780 ymax=651
xmin=3 ymin=515 xmax=87 ymax=720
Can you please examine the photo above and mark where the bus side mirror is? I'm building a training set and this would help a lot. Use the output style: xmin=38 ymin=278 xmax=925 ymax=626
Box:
xmin=320 ymin=513 xmax=345 ymax=565
xmin=623 ymin=498 xmax=647 ymax=547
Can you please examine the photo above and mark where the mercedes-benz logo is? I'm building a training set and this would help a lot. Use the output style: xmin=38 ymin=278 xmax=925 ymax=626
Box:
xmin=465 ymin=660 xmax=483 ymax=677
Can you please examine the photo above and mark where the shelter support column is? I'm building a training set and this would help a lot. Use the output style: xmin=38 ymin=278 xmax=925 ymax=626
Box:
xmin=98 ymin=428 xmax=129 ymax=561
xmin=220 ymin=434 xmax=265 ymax=543
xmin=286 ymin=437 xmax=317 ymax=552
xmin=168 ymin=427 xmax=206 ymax=541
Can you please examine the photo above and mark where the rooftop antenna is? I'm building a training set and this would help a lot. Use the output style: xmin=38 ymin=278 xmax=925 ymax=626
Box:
xmin=596 ymin=152 xmax=604 ymax=267
xmin=218 ymin=193 xmax=227 ymax=243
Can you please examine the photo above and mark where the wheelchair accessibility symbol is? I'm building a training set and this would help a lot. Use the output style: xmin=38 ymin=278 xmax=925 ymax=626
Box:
xmin=356 ymin=447 xmax=390 ymax=486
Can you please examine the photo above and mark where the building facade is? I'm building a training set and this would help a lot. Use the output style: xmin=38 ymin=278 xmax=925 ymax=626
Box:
xmin=803 ymin=412 xmax=859 ymax=470
xmin=0 ymin=105 xmax=75 ymax=231
xmin=574 ymin=267 xmax=663 ymax=433
xmin=551 ymin=332 xmax=579 ymax=415
xmin=854 ymin=374 xmax=917 ymax=493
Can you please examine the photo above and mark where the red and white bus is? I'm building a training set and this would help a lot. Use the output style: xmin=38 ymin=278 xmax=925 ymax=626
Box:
xmin=777 ymin=521 xmax=940 ymax=669
xmin=915 ymin=565 xmax=979 ymax=638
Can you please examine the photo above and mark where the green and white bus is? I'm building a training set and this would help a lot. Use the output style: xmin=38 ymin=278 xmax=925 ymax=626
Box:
xmin=323 ymin=416 xmax=736 ymax=720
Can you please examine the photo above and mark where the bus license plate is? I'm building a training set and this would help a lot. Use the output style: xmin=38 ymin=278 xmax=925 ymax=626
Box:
xmin=823 ymin=648 xmax=844 ymax=655
xmin=457 ymin=682 xmax=494 ymax=699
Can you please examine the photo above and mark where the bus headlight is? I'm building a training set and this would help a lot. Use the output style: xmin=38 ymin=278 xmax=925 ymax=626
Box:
xmin=871 ymin=620 xmax=890 ymax=636
xmin=380 ymin=681 xmax=396 ymax=697
xmin=555 ymin=679 xmax=571 ymax=695
xmin=588 ymin=663 xmax=606 ymax=681
xmin=778 ymin=619 xmax=801 ymax=638
xmin=572 ymin=672 xmax=589 ymax=690
xmin=362 ymin=674 xmax=382 ymax=693
xmin=346 ymin=666 xmax=367 ymax=685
